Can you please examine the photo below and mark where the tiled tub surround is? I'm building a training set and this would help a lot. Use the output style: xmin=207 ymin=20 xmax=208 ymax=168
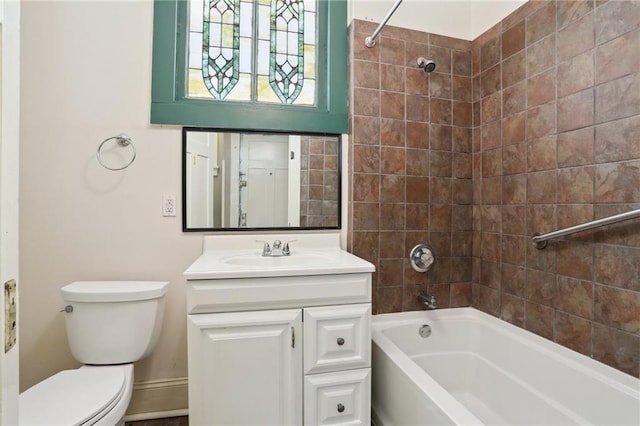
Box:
xmin=347 ymin=0 xmax=640 ymax=378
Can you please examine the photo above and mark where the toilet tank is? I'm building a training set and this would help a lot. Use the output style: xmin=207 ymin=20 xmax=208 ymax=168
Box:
xmin=61 ymin=281 xmax=169 ymax=365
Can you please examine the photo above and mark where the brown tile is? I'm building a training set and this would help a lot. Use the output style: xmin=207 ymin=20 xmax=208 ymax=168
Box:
xmin=527 ymin=69 xmax=556 ymax=108
xmin=430 ymin=72 xmax=452 ymax=99
xmin=432 ymin=33 xmax=470 ymax=52
xmin=481 ymin=120 xmax=502 ymax=150
xmin=353 ymin=59 xmax=379 ymax=89
xmin=405 ymin=176 xmax=427 ymax=203
xmin=452 ymin=50 xmax=472 ymax=77
xmin=430 ymin=205 xmax=452 ymax=232
xmin=526 ymin=1 xmax=557 ymax=45
xmin=453 ymin=75 xmax=472 ymax=102
xmin=480 ymin=258 xmax=501 ymax=287
xmin=594 ymin=204 xmax=640 ymax=247
xmin=527 ymin=34 xmax=556 ymax=76
xmin=481 ymin=64 xmax=501 ymax=98
xmin=352 ymin=28 xmax=380 ymax=62
xmin=380 ymin=118 xmax=405 ymax=147
xmin=481 ymin=92 xmax=502 ymax=123
xmin=453 ymin=205 xmax=473 ymax=231
xmin=480 ymin=35 xmax=501 ymax=72
xmin=558 ymin=88 xmax=594 ymax=133
xmin=527 ymin=204 xmax=557 ymax=237
xmin=558 ymin=0 xmax=594 ymax=29
xmin=502 ymin=234 xmax=526 ymax=266
xmin=502 ymin=143 xmax=527 ymax=175
xmin=430 ymin=177 xmax=452 ymax=204
xmin=450 ymin=283 xmax=472 ymax=307
xmin=525 ymin=301 xmax=554 ymax=339
xmin=595 ymin=72 xmax=640 ymax=124
xmin=554 ymin=312 xmax=592 ymax=355
xmin=556 ymin=275 xmax=593 ymax=319
xmin=525 ymin=268 xmax=556 ymax=306
xmin=402 ymin=283 xmax=429 ymax=311
xmin=406 ymin=40 xmax=430 ymax=69
xmin=405 ymin=203 xmax=429 ymax=230
xmin=595 ymin=115 xmax=640 ymax=163
xmin=353 ymin=202 xmax=379 ymax=230
xmin=380 ymin=36 xmax=405 ymax=65
xmin=481 ymin=176 xmax=502 ymax=204
xmin=502 ymin=113 xmax=526 ymax=147
xmin=380 ymin=64 xmax=405 ymax=93
xmin=557 ymin=13 xmax=594 ymax=62
xmin=430 ymin=98 xmax=452 ymax=124
xmin=594 ymin=285 xmax=640 ymax=334
xmin=502 ymin=205 xmax=527 ymax=235
xmin=557 ymin=204 xmax=595 ymax=242
xmin=597 ymin=30 xmax=640 ymax=85
xmin=595 ymin=0 xmax=640 ymax=45
xmin=406 ymin=148 xmax=429 ymax=176
xmin=380 ymin=203 xmax=405 ymax=231
xmin=594 ymin=244 xmax=640 ymax=291
xmin=503 ymin=174 xmax=527 ymax=205
xmin=527 ymin=101 xmax=556 ymax=140
xmin=430 ymin=124 xmax=452 ymax=151
xmin=557 ymin=127 xmax=595 ymax=168
xmin=557 ymin=240 xmax=594 ymax=281
xmin=379 ymin=231 xmax=405 ymax=259
xmin=592 ymin=322 xmax=640 ymax=377
xmin=557 ymin=166 xmax=594 ymax=203
xmin=353 ymin=145 xmax=380 ymax=173
xmin=501 ymin=293 xmax=525 ymax=326
xmin=429 ymin=45 xmax=452 ymax=75
xmin=381 ymin=174 xmax=405 ymax=202
xmin=527 ymin=135 xmax=557 ymax=172
xmin=380 ymin=91 xmax=405 ymax=120
xmin=557 ymin=50 xmax=594 ymax=98
xmin=431 ymin=151 xmax=452 ymax=177
xmin=406 ymin=95 xmax=429 ymax=122
xmin=376 ymin=286 xmax=404 ymax=313
xmin=405 ymin=67 xmax=428 ymax=96
xmin=503 ymin=82 xmax=526 ymax=117
xmin=353 ymin=88 xmax=379 ymax=116
xmin=595 ymin=160 xmax=640 ymax=203
xmin=352 ymin=116 xmax=380 ymax=146
xmin=481 ymin=205 xmax=502 ymax=233
xmin=527 ymin=170 xmax=557 ymax=204
xmin=378 ymin=258 xmax=404 ymax=286
xmin=353 ymin=173 xmax=379 ymax=202
xmin=482 ymin=148 xmax=502 ymax=177
xmin=502 ymin=50 xmax=526 ymax=88
xmin=473 ymin=284 xmax=501 ymax=317
xmin=502 ymin=263 xmax=526 ymax=297
xmin=453 ymin=153 xmax=472 ymax=179
xmin=351 ymin=231 xmax=379 ymax=264
xmin=502 ymin=20 xmax=525 ymax=58
xmin=453 ymin=101 xmax=472 ymax=127
xmin=406 ymin=121 xmax=429 ymax=149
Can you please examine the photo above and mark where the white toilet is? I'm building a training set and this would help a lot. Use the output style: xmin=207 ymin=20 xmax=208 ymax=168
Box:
xmin=19 ymin=281 xmax=169 ymax=426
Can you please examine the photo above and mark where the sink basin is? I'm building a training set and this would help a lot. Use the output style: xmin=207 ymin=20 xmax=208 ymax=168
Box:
xmin=221 ymin=252 xmax=333 ymax=267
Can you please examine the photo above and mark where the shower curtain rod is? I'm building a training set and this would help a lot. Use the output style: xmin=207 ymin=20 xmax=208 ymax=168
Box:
xmin=365 ymin=0 xmax=403 ymax=47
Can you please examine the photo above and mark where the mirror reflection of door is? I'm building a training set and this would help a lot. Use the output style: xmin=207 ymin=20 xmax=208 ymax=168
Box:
xmin=239 ymin=134 xmax=300 ymax=227
xmin=186 ymin=132 xmax=220 ymax=228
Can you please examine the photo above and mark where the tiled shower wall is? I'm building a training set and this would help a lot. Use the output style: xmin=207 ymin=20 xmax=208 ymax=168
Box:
xmin=347 ymin=20 xmax=474 ymax=313
xmin=348 ymin=0 xmax=639 ymax=378
xmin=472 ymin=0 xmax=639 ymax=377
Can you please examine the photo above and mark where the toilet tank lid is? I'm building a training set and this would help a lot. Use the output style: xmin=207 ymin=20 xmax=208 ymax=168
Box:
xmin=61 ymin=281 xmax=169 ymax=302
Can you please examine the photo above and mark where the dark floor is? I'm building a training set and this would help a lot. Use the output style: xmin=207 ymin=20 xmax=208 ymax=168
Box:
xmin=125 ymin=416 xmax=188 ymax=426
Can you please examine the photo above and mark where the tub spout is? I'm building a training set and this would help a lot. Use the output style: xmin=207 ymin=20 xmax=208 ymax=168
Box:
xmin=417 ymin=293 xmax=437 ymax=310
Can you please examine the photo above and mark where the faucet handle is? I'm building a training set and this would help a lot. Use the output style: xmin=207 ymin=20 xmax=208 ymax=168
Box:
xmin=272 ymin=240 xmax=282 ymax=250
xmin=256 ymin=240 xmax=271 ymax=256
xmin=282 ymin=240 xmax=296 ymax=255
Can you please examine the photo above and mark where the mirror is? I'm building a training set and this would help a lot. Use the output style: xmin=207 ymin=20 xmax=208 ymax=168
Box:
xmin=183 ymin=128 xmax=341 ymax=231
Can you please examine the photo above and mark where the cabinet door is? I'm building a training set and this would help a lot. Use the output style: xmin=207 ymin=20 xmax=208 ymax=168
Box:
xmin=304 ymin=304 xmax=371 ymax=374
xmin=304 ymin=368 xmax=371 ymax=426
xmin=188 ymin=309 xmax=302 ymax=426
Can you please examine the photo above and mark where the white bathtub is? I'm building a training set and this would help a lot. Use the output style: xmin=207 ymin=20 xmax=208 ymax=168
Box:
xmin=372 ymin=308 xmax=640 ymax=426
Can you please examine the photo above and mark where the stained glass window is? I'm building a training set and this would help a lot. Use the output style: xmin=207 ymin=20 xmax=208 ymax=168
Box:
xmin=188 ymin=0 xmax=317 ymax=106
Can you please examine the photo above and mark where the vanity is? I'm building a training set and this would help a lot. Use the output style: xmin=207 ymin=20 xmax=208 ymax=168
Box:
xmin=184 ymin=234 xmax=375 ymax=425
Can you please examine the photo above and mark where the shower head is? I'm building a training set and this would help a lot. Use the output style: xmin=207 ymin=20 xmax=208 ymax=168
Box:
xmin=417 ymin=57 xmax=436 ymax=73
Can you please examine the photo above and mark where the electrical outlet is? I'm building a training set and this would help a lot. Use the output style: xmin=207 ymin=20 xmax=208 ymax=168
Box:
xmin=162 ymin=194 xmax=177 ymax=217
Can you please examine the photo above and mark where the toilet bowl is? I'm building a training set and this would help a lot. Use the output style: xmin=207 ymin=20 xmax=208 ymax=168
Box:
xmin=19 ymin=281 xmax=168 ymax=425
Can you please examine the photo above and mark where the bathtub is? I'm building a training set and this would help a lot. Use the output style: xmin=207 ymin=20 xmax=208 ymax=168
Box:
xmin=372 ymin=308 xmax=640 ymax=426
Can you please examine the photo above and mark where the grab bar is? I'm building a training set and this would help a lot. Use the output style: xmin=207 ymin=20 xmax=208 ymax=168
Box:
xmin=531 ymin=208 xmax=640 ymax=249
xmin=365 ymin=0 xmax=403 ymax=47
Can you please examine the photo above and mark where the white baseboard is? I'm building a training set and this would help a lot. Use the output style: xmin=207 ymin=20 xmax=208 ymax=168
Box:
xmin=124 ymin=377 xmax=188 ymax=421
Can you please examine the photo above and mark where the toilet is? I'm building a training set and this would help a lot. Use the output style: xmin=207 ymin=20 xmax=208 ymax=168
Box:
xmin=19 ymin=281 xmax=169 ymax=426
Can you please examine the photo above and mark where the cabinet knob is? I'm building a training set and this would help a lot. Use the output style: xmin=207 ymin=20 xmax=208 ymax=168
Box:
xmin=337 ymin=337 xmax=345 ymax=346
xmin=337 ymin=403 xmax=345 ymax=413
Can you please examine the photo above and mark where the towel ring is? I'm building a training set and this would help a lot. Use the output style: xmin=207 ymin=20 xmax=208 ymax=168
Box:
xmin=97 ymin=133 xmax=136 ymax=171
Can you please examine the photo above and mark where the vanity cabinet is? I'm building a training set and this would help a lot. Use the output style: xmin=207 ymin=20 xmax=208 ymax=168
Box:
xmin=186 ymin=275 xmax=372 ymax=426
xmin=184 ymin=234 xmax=375 ymax=425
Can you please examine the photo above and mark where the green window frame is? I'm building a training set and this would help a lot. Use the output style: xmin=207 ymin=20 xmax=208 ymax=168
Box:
xmin=151 ymin=0 xmax=348 ymax=134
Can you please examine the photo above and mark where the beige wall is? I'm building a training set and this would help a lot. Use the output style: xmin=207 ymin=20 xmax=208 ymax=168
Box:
xmin=19 ymin=0 xmax=199 ymax=407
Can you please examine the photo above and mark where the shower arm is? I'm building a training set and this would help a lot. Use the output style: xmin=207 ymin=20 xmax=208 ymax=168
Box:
xmin=365 ymin=0 xmax=403 ymax=47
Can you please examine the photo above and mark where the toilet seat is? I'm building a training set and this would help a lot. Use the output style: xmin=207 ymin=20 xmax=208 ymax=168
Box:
xmin=19 ymin=365 xmax=127 ymax=425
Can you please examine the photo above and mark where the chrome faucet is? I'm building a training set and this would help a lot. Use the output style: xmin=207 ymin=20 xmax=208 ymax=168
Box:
xmin=417 ymin=293 xmax=437 ymax=310
xmin=257 ymin=239 xmax=294 ymax=257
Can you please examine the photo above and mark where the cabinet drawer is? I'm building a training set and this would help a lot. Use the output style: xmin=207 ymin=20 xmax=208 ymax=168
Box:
xmin=304 ymin=304 xmax=371 ymax=374
xmin=304 ymin=368 xmax=371 ymax=426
